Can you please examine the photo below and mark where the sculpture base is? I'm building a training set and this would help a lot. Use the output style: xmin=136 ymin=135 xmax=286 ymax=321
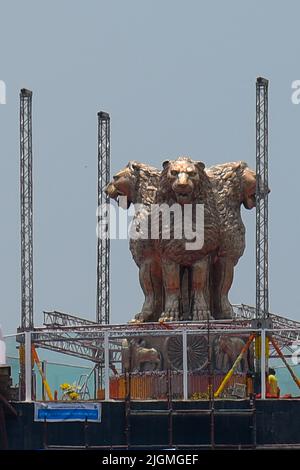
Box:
xmin=109 ymin=370 xmax=249 ymax=400
xmin=122 ymin=332 xmax=253 ymax=374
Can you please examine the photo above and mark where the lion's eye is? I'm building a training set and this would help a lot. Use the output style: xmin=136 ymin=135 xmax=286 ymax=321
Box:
xmin=188 ymin=171 xmax=196 ymax=177
xmin=170 ymin=170 xmax=178 ymax=177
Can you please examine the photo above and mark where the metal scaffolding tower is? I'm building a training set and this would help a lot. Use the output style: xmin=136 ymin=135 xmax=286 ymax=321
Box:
xmin=256 ymin=77 xmax=269 ymax=320
xmin=20 ymin=89 xmax=34 ymax=331
xmin=96 ymin=112 xmax=110 ymax=324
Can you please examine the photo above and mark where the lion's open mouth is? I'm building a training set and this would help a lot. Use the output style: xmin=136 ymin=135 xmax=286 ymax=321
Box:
xmin=175 ymin=192 xmax=193 ymax=204
xmin=244 ymin=191 xmax=256 ymax=209
xmin=115 ymin=190 xmax=125 ymax=199
xmin=105 ymin=183 xmax=131 ymax=208
xmin=115 ymin=190 xmax=131 ymax=209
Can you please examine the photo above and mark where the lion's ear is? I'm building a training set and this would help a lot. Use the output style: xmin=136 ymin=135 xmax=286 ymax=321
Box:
xmin=239 ymin=161 xmax=248 ymax=170
xmin=162 ymin=160 xmax=170 ymax=170
xmin=127 ymin=160 xmax=139 ymax=172
xmin=232 ymin=161 xmax=247 ymax=171
xmin=196 ymin=161 xmax=205 ymax=172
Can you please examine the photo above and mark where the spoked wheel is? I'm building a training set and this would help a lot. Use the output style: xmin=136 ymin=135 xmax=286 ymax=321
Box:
xmin=165 ymin=334 xmax=208 ymax=371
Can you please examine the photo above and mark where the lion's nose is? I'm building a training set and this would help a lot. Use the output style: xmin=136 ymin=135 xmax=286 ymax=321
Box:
xmin=177 ymin=173 xmax=188 ymax=186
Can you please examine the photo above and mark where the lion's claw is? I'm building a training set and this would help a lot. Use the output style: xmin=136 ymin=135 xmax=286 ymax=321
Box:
xmin=192 ymin=308 xmax=213 ymax=321
xmin=159 ymin=310 xmax=180 ymax=322
xmin=159 ymin=294 xmax=180 ymax=322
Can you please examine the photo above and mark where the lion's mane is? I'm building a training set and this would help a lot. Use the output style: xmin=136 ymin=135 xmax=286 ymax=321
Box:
xmin=206 ymin=161 xmax=253 ymax=263
xmin=155 ymin=156 xmax=220 ymax=266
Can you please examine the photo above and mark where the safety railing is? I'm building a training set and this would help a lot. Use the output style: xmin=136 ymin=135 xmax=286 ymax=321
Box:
xmin=3 ymin=324 xmax=300 ymax=402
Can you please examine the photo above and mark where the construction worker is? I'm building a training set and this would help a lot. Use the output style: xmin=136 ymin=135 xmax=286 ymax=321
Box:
xmin=267 ymin=368 xmax=280 ymax=398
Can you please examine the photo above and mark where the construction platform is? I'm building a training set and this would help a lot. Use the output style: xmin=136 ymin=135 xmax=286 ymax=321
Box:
xmin=5 ymin=399 xmax=300 ymax=450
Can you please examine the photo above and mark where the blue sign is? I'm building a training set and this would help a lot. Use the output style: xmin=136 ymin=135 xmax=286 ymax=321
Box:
xmin=34 ymin=403 xmax=102 ymax=422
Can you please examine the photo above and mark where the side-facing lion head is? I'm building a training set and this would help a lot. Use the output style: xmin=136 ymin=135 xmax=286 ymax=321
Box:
xmin=240 ymin=164 xmax=257 ymax=210
xmin=206 ymin=161 xmax=270 ymax=211
xmin=241 ymin=164 xmax=270 ymax=210
xmin=159 ymin=156 xmax=206 ymax=205
xmin=105 ymin=160 xmax=160 ymax=208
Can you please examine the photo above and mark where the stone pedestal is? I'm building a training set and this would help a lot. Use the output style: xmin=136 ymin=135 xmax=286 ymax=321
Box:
xmin=122 ymin=333 xmax=253 ymax=374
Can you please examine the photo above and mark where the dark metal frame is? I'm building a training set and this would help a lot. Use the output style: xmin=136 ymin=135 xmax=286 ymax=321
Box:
xmin=256 ymin=77 xmax=269 ymax=320
xmin=123 ymin=367 xmax=256 ymax=450
xmin=96 ymin=112 xmax=110 ymax=324
xmin=20 ymin=89 xmax=34 ymax=331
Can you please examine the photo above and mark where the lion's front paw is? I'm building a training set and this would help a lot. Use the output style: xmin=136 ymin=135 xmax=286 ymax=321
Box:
xmin=192 ymin=307 xmax=213 ymax=321
xmin=159 ymin=296 xmax=180 ymax=322
xmin=192 ymin=293 xmax=212 ymax=321
xmin=128 ymin=312 xmax=146 ymax=323
xmin=159 ymin=308 xmax=180 ymax=322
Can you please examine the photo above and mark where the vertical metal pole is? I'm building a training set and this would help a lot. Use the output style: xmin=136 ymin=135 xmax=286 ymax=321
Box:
xmin=19 ymin=89 xmax=34 ymax=401
xmin=97 ymin=112 xmax=110 ymax=325
xmin=20 ymin=89 xmax=34 ymax=330
xmin=94 ymin=365 xmax=100 ymax=399
xmin=104 ymin=332 xmax=110 ymax=400
xmin=41 ymin=360 xmax=46 ymax=401
xmin=260 ymin=329 xmax=266 ymax=399
xmin=256 ymin=77 xmax=269 ymax=321
xmin=182 ymin=331 xmax=188 ymax=400
xmin=25 ymin=331 xmax=32 ymax=402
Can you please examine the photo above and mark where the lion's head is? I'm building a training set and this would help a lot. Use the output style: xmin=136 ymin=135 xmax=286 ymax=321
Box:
xmin=159 ymin=156 xmax=206 ymax=205
xmin=240 ymin=164 xmax=257 ymax=210
xmin=105 ymin=160 xmax=160 ymax=208
xmin=241 ymin=165 xmax=271 ymax=210
xmin=206 ymin=161 xmax=270 ymax=211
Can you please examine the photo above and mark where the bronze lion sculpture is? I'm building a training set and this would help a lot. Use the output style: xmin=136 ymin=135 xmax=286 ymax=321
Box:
xmin=106 ymin=158 xmax=259 ymax=322
xmin=155 ymin=156 xmax=220 ymax=321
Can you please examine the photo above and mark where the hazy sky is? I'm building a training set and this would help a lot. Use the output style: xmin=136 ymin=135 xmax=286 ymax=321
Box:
xmin=0 ymin=0 xmax=299 ymax=334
